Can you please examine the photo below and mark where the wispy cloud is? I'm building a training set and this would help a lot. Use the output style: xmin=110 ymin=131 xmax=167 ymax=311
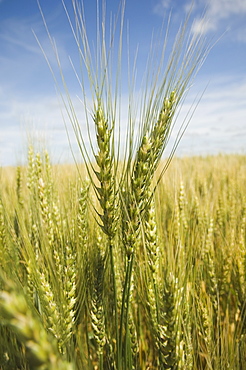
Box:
xmin=170 ymin=75 xmax=246 ymax=156
xmin=191 ymin=0 xmax=246 ymax=37
xmin=153 ymin=0 xmax=196 ymax=16
xmin=153 ymin=0 xmax=172 ymax=14
xmin=0 ymin=13 xmax=73 ymax=69
xmin=153 ymin=0 xmax=246 ymax=40
xmin=206 ymin=0 xmax=246 ymax=20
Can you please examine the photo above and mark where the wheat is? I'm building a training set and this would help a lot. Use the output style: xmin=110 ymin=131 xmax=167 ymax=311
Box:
xmin=5 ymin=1 xmax=246 ymax=369
xmin=1 ymin=154 xmax=246 ymax=368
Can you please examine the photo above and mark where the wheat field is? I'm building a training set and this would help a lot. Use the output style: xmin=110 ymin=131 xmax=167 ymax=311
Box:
xmin=1 ymin=1 xmax=245 ymax=369
xmin=0 ymin=152 xmax=245 ymax=369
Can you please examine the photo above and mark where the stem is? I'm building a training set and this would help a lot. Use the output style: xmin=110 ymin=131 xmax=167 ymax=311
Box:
xmin=119 ymin=252 xmax=135 ymax=370
xmin=109 ymin=243 xmax=120 ymax=369
xmin=124 ymin=254 xmax=135 ymax=369
xmin=99 ymin=352 xmax=103 ymax=370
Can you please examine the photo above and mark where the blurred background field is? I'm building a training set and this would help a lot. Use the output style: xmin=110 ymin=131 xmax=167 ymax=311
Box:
xmin=0 ymin=152 xmax=246 ymax=369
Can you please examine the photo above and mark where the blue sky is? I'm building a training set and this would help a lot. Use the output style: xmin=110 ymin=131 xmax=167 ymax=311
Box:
xmin=0 ymin=0 xmax=245 ymax=166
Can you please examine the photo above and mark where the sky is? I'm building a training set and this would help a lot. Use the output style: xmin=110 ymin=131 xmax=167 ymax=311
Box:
xmin=0 ymin=0 xmax=245 ymax=166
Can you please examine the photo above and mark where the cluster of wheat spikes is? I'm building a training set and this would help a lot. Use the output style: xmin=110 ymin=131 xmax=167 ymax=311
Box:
xmin=1 ymin=1 xmax=246 ymax=369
